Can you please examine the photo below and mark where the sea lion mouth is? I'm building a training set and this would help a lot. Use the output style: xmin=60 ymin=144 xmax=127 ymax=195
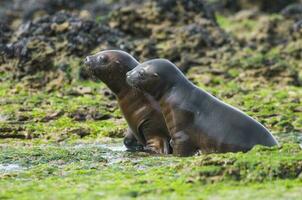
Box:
xmin=126 ymin=74 xmax=138 ymax=87
xmin=83 ymin=59 xmax=101 ymax=82
xmin=126 ymin=79 xmax=144 ymax=93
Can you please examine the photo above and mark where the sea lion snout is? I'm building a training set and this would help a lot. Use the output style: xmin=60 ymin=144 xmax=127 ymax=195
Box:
xmin=126 ymin=69 xmax=137 ymax=78
xmin=84 ymin=56 xmax=93 ymax=66
xmin=126 ymin=69 xmax=146 ymax=86
xmin=84 ymin=53 xmax=109 ymax=67
xmin=126 ymin=70 xmax=138 ymax=86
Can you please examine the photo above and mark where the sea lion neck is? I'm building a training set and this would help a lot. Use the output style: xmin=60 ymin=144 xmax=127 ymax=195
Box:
xmin=155 ymin=75 xmax=193 ymax=101
xmin=102 ymin=76 xmax=132 ymax=98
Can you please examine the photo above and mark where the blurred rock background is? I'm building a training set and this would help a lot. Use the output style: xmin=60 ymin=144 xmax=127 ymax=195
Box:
xmin=0 ymin=0 xmax=301 ymax=140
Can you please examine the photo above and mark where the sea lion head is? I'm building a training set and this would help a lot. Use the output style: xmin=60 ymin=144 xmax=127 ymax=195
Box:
xmin=85 ymin=50 xmax=142 ymax=151
xmin=84 ymin=50 xmax=139 ymax=86
xmin=126 ymin=59 xmax=185 ymax=99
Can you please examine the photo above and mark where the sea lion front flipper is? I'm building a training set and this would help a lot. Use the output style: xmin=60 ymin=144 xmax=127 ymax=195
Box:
xmin=123 ymin=128 xmax=144 ymax=151
xmin=171 ymin=131 xmax=198 ymax=156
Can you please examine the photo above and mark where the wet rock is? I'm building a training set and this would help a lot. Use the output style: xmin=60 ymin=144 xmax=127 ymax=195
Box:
xmin=66 ymin=86 xmax=94 ymax=96
xmin=16 ymin=114 xmax=30 ymax=122
xmin=105 ymin=127 xmax=125 ymax=138
xmin=0 ymin=22 xmax=12 ymax=64
xmin=293 ymin=19 xmax=302 ymax=32
xmin=255 ymin=0 xmax=300 ymax=13
xmin=69 ymin=112 xmax=86 ymax=122
xmin=3 ymin=11 xmax=128 ymax=87
xmin=250 ymin=16 xmax=292 ymax=46
xmin=18 ymin=107 xmax=33 ymax=112
xmin=0 ymin=22 xmax=11 ymax=44
xmin=2 ymin=0 xmax=94 ymax=22
xmin=2 ymin=0 xmax=231 ymax=86
xmin=39 ymin=110 xmax=64 ymax=122
xmin=9 ymin=11 xmax=126 ymax=56
xmin=183 ymin=144 xmax=302 ymax=183
xmin=102 ymin=88 xmax=116 ymax=100
xmin=54 ymin=127 xmax=91 ymax=140
xmin=45 ymin=70 xmax=68 ymax=92
xmin=0 ymin=133 xmax=25 ymax=139
xmin=154 ymin=22 xmax=228 ymax=72
xmin=281 ymin=3 xmax=302 ymax=20
xmin=0 ymin=126 xmax=37 ymax=139
xmin=0 ymin=1 xmax=18 ymax=25
xmin=4 ymin=37 xmax=55 ymax=78
xmin=210 ymin=0 xmax=300 ymax=13
xmin=110 ymin=0 xmax=218 ymax=36
xmin=109 ymin=0 xmax=228 ymax=71
xmin=104 ymin=102 xmax=119 ymax=113
xmin=70 ymin=128 xmax=90 ymax=138
xmin=68 ymin=107 xmax=111 ymax=121
xmin=0 ymin=126 xmax=25 ymax=133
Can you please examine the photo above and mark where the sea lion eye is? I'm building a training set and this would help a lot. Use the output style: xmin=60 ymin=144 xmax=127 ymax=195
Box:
xmin=97 ymin=55 xmax=109 ymax=65
xmin=153 ymin=73 xmax=159 ymax=77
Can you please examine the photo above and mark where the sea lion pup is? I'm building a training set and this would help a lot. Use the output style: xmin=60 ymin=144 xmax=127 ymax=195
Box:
xmin=126 ymin=59 xmax=278 ymax=156
xmin=84 ymin=50 xmax=171 ymax=154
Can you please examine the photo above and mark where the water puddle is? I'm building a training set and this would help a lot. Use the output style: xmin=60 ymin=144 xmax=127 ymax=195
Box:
xmin=96 ymin=143 xmax=130 ymax=165
xmin=97 ymin=143 xmax=127 ymax=152
xmin=0 ymin=142 xmax=136 ymax=174
xmin=0 ymin=142 xmax=170 ymax=172
xmin=0 ymin=114 xmax=8 ymax=122
xmin=74 ymin=142 xmax=132 ymax=165
xmin=0 ymin=164 xmax=24 ymax=173
xmin=276 ymin=132 xmax=302 ymax=146
xmin=73 ymin=142 xmax=127 ymax=152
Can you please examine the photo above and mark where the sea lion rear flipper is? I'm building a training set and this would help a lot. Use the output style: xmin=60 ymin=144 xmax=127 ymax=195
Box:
xmin=144 ymin=136 xmax=172 ymax=154
xmin=123 ymin=128 xmax=144 ymax=151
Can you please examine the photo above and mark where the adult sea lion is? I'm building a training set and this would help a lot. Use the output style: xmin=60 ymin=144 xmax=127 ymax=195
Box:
xmin=84 ymin=50 xmax=171 ymax=154
xmin=126 ymin=59 xmax=278 ymax=156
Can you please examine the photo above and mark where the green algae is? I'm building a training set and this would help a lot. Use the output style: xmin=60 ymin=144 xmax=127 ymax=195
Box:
xmin=0 ymin=80 xmax=125 ymax=140
xmin=0 ymin=3 xmax=302 ymax=199
xmin=0 ymin=142 xmax=301 ymax=199
xmin=183 ymin=144 xmax=302 ymax=183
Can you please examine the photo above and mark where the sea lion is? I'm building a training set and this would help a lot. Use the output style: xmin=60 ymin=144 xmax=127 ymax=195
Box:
xmin=84 ymin=50 xmax=171 ymax=154
xmin=126 ymin=59 xmax=278 ymax=156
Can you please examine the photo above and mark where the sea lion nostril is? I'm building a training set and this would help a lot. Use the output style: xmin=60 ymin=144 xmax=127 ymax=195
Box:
xmin=84 ymin=57 xmax=90 ymax=65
